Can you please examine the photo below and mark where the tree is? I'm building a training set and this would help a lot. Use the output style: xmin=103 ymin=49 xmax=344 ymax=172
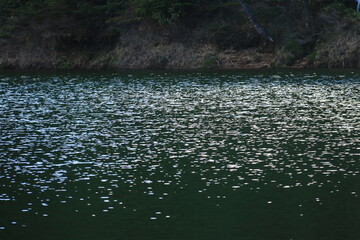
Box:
xmin=238 ymin=0 xmax=273 ymax=42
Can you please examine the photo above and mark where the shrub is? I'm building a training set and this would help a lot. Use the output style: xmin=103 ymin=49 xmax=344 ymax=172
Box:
xmin=202 ymin=54 xmax=218 ymax=68
xmin=130 ymin=0 xmax=199 ymax=24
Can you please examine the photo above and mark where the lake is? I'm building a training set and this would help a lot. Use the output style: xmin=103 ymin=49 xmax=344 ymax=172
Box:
xmin=0 ymin=70 xmax=359 ymax=240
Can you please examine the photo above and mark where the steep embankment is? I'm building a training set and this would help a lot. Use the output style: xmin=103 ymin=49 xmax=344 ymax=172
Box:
xmin=0 ymin=25 xmax=274 ymax=69
xmin=0 ymin=1 xmax=359 ymax=70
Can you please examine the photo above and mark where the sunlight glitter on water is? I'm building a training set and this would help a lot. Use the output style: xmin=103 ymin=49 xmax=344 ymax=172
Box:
xmin=0 ymin=71 xmax=359 ymax=240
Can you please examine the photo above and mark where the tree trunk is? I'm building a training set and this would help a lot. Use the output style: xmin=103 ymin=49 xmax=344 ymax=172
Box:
xmin=239 ymin=1 xmax=273 ymax=42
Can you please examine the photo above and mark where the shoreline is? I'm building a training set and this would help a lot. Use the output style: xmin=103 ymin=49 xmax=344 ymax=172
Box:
xmin=1 ymin=67 xmax=359 ymax=73
xmin=1 ymin=2 xmax=360 ymax=71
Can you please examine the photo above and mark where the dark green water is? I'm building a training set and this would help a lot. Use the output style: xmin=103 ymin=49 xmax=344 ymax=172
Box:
xmin=0 ymin=70 xmax=359 ymax=240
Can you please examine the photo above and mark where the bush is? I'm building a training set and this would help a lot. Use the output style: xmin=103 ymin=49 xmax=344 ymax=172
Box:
xmin=130 ymin=0 xmax=199 ymax=24
xmin=202 ymin=54 xmax=219 ymax=68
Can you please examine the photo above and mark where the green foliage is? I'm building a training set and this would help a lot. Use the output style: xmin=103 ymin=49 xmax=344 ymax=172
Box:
xmin=130 ymin=0 xmax=200 ymax=24
xmin=0 ymin=0 xmax=359 ymax=55
xmin=58 ymin=59 xmax=73 ymax=69
xmin=204 ymin=0 xmax=237 ymax=14
xmin=308 ymin=51 xmax=317 ymax=64
xmin=202 ymin=54 xmax=218 ymax=68
xmin=0 ymin=0 xmax=128 ymax=38
xmin=283 ymin=40 xmax=304 ymax=65
xmin=323 ymin=2 xmax=360 ymax=20
xmin=274 ymin=38 xmax=307 ymax=66
xmin=284 ymin=40 xmax=302 ymax=57
xmin=1 ymin=0 xmax=358 ymax=28
xmin=207 ymin=23 xmax=256 ymax=50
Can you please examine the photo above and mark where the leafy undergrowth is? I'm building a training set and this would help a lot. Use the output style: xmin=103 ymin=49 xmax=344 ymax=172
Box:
xmin=0 ymin=0 xmax=359 ymax=69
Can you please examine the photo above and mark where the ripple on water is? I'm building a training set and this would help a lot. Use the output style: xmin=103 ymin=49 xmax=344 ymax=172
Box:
xmin=0 ymin=71 xmax=359 ymax=236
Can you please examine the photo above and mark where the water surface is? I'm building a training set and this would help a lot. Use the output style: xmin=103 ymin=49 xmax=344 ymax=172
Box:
xmin=0 ymin=70 xmax=359 ymax=240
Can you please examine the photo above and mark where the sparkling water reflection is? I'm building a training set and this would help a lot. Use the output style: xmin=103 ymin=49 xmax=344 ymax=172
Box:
xmin=0 ymin=71 xmax=359 ymax=240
